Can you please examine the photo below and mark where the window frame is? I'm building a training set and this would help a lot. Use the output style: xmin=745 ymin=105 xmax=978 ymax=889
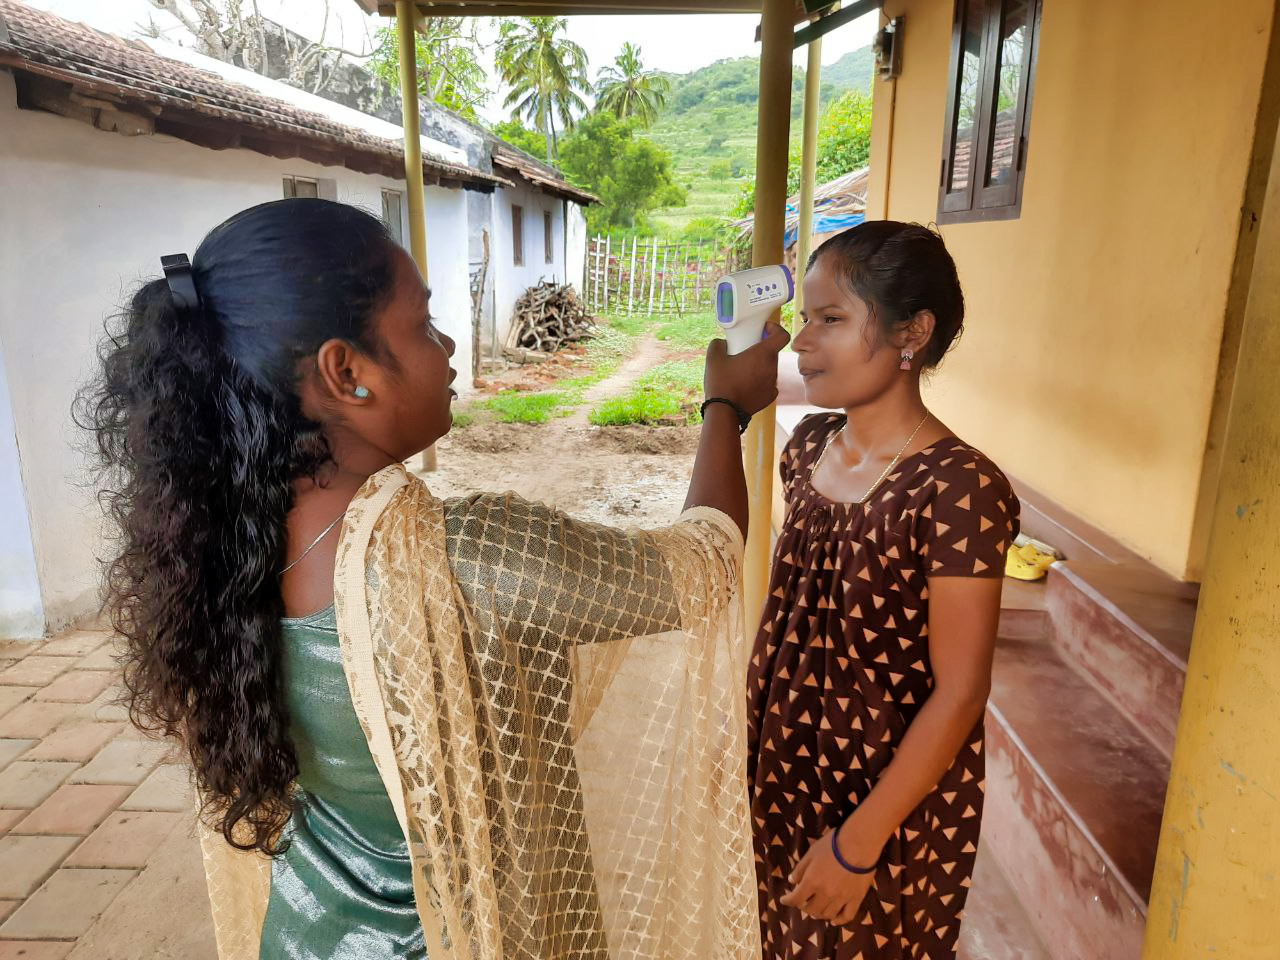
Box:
xmin=544 ymin=211 xmax=555 ymax=265
xmin=512 ymin=203 xmax=525 ymax=266
xmin=282 ymin=175 xmax=319 ymax=199
xmin=381 ymin=188 xmax=404 ymax=245
xmin=937 ymin=0 xmax=1042 ymax=225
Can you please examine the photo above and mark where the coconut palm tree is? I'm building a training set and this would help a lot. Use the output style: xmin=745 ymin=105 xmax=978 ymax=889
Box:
xmin=495 ymin=17 xmax=589 ymax=165
xmin=595 ymin=42 xmax=671 ymax=129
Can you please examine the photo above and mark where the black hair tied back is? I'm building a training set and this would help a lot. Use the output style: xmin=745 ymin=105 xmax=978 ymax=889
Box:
xmin=810 ymin=220 xmax=966 ymax=368
xmin=76 ymin=199 xmax=400 ymax=855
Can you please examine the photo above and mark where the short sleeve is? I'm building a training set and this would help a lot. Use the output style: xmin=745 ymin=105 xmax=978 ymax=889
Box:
xmin=916 ymin=456 xmax=1019 ymax=578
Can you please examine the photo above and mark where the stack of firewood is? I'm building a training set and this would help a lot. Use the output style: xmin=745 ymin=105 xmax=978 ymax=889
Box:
xmin=504 ymin=282 xmax=595 ymax=360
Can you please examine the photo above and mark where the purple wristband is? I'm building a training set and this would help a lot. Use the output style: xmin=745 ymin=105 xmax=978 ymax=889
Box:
xmin=831 ymin=829 xmax=877 ymax=875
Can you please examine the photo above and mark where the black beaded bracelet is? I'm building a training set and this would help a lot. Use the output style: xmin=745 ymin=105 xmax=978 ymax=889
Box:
xmin=700 ymin=397 xmax=752 ymax=435
xmin=831 ymin=830 xmax=877 ymax=875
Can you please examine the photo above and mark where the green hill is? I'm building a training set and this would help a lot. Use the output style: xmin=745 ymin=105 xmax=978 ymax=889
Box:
xmin=646 ymin=47 xmax=873 ymax=235
xmin=822 ymin=47 xmax=876 ymax=97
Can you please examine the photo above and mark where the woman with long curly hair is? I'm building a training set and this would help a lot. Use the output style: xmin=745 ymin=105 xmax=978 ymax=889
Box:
xmin=79 ymin=198 xmax=785 ymax=960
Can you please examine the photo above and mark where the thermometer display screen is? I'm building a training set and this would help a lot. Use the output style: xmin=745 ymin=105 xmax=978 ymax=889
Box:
xmin=716 ymin=283 xmax=733 ymax=322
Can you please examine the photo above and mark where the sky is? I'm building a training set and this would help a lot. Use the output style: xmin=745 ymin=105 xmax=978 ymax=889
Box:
xmin=26 ymin=1 xmax=879 ymax=123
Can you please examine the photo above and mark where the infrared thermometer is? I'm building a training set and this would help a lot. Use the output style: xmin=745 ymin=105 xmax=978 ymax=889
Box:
xmin=715 ymin=265 xmax=794 ymax=355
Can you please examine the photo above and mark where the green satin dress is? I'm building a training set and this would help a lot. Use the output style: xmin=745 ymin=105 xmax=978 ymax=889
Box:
xmin=259 ymin=605 xmax=427 ymax=959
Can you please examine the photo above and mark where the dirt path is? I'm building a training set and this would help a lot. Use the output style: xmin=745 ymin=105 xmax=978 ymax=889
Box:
xmin=424 ymin=335 xmax=699 ymax=527
xmin=564 ymin=334 xmax=667 ymax=426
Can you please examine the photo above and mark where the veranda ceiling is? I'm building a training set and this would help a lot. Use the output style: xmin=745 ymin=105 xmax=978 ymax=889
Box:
xmin=348 ymin=1 xmax=815 ymax=18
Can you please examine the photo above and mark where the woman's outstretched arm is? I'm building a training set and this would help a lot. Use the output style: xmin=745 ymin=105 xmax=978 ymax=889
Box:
xmin=683 ymin=322 xmax=790 ymax=537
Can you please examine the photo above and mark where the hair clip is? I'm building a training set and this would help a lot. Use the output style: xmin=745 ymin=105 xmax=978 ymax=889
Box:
xmin=160 ymin=253 xmax=202 ymax=315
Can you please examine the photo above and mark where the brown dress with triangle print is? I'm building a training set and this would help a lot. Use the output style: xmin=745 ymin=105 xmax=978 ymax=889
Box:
xmin=748 ymin=413 xmax=1019 ymax=960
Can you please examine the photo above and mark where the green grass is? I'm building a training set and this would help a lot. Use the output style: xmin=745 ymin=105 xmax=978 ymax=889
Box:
xmin=588 ymin=359 xmax=705 ymax=427
xmin=481 ymin=390 xmax=577 ymax=424
xmin=461 ymin=313 xmax=653 ymax=425
xmin=654 ymin=309 xmax=719 ymax=352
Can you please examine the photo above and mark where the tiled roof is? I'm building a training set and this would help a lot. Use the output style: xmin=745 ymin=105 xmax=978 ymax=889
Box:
xmin=0 ymin=0 xmax=504 ymax=189
xmin=492 ymin=144 xmax=598 ymax=206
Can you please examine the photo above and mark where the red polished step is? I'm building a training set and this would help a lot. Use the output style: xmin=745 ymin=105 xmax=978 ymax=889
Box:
xmin=998 ymin=577 xmax=1050 ymax=641
xmin=1047 ymin=561 xmax=1196 ymax=757
xmin=958 ymin=842 xmax=1051 ymax=960
xmin=984 ymin=633 xmax=1171 ymax=960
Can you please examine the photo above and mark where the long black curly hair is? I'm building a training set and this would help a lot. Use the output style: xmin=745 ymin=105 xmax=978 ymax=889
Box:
xmin=77 ymin=199 xmax=400 ymax=855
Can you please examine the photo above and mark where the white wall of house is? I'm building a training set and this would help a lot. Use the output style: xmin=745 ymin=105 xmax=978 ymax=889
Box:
xmin=0 ymin=355 xmax=43 ymax=640
xmin=566 ymin=202 xmax=588 ymax=294
xmin=424 ymin=188 xmax=472 ymax=382
xmin=491 ymin=181 xmax=572 ymax=348
xmin=0 ymin=70 xmax=475 ymax=635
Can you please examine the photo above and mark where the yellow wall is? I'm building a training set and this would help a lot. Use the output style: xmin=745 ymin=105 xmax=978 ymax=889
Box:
xmin=867 ymin=0 xmax=1274 ymax=578
xmin=1143 ymin=98 xmax=1280 ymax=960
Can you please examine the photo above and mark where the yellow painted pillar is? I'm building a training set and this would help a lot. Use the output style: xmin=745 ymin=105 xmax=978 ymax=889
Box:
xmin=742 ymin=0 xmax=794 ymax=624
xmin=795 ymin=25 xmax=824 ymax=309
xmin=396 ymin=0 xmax=428 ymax=277
xmin=1141 ymin=112 xmax=1280 ymax=959
xmin=395 ymin=0 xmax=436 ymax=471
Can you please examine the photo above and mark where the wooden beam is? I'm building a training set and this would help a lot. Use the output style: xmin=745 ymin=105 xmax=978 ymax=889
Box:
xmin=793 ymin=0 xmax=878 ymax=47
xmin=742 ymin=0 xmax=793 ymax=625
xmin=795 ymin=18 xmax=823 ymax=306
xmin=396 ymin=0 xmax=429 ymax=279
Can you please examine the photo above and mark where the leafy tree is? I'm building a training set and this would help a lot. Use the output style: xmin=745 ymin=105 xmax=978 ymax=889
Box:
xmin=367 ymin=18 xmax=487 ymax=120
xmin=491 ymin=119 xmax=546 ymax=158
xmin=730 ymin=89 xmax=873 ymax=217
xmin=800 ymin=89 xmax=873 ymax=190
xmin=559 ymin=112 xmax=686 ymax=233
xmin=495 ymin=17 xmax=590 ymax=164
xmin=594 ymin=42 xmax=670 ymax=128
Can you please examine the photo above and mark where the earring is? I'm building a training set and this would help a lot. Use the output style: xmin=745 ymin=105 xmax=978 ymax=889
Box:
xmin=900 ymin=349 xmax=914 ymax=371
xmin=353 ymin=385 xmax=370 ymax=399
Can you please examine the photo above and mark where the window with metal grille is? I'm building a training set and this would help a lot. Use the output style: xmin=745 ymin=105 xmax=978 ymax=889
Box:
xmin=544 ymin=211 xmax=555 ymax=265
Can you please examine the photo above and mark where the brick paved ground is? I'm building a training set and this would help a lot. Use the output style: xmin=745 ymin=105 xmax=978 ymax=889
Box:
xmin=0 ymin=625 xmax=214 ymax=959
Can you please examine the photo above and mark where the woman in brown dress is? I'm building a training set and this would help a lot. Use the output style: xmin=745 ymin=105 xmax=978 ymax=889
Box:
xmin=749 ymin=221 xmax=1019 ymax=960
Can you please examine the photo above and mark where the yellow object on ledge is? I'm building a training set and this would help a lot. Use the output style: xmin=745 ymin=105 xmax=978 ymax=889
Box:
xmin=1005 ymin=538 xmax=1060 ymax=581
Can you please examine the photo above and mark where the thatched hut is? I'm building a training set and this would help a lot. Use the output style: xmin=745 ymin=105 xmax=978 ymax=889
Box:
xmin=733 ymin=166 xmax=868 ymax=275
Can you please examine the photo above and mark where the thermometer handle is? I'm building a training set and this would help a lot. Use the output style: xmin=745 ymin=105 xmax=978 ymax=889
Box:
xmin=724 ymin=317 xmax=767 ymax=356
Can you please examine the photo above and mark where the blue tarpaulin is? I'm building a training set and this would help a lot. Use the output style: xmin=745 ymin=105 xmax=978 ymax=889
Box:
xmin=785 ymin=212 xmax=865 ymax=249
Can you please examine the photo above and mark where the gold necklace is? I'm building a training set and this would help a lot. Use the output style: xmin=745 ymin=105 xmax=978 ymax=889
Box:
xmin=811 ymin=411 xmax=932 ymax=504
xmin=280 ymin=511 xmax=346 ymax=575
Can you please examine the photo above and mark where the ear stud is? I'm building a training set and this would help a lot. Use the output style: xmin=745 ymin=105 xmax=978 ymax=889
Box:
xmin=354 ymin=385 xmax=370 ymax=399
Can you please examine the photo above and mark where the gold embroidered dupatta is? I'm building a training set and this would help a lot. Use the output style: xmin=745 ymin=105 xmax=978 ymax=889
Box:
xmin=200 ymin=464 xmax=759 ymax=960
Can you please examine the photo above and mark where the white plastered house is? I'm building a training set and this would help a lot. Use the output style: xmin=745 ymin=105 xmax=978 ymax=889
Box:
xmin=0 ymin=0 xmax=588 ymax=638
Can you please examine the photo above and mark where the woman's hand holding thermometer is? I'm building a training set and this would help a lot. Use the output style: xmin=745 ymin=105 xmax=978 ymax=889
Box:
xmin=703 ymin=264 xmax=791 ymax=421
xmin=715 ymin=265 xmax=795 ymax=355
